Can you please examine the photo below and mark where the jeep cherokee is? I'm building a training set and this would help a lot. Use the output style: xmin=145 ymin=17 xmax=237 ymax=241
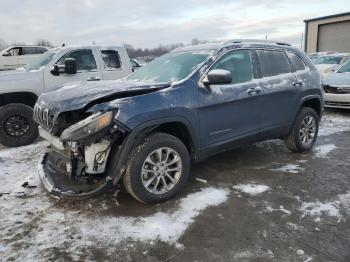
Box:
xmin=35 ymin=40 xmax=323 ymax=203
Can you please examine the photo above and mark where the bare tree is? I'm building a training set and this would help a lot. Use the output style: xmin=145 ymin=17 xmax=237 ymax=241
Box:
xmin=35 ymin=39 xmax=54 ymax=47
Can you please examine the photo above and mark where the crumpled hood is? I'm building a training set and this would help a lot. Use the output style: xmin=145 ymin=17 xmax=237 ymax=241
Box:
xmin=322 ymin=72 xmax=350 ymax=87
xmin=35 ymin=80 xmax=170 ymax=118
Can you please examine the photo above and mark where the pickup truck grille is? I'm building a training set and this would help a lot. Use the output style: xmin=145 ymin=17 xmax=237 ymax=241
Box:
xmin=33 ymin=104 xmax=54 ymax=131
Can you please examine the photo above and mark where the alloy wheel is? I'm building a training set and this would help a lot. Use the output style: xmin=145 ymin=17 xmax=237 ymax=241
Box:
xmin=141 ymin=147 xmax=182 ymax=194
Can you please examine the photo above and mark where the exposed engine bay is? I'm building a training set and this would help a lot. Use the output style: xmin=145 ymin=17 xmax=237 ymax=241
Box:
xmin=34 ymin=81 xmax=169 ymax=198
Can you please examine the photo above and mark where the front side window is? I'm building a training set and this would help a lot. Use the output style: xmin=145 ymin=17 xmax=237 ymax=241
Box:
xmin=128 ymin=51 xmax=210 ymax=83
xmin=101 ymin=50 xmax=121 ymax=69
xmin=314 ymin=56 xmax=342 ymax=65
xmin=212 ymin=50 xmax=253 ymax=84
xmin=287 ymin=52 xmax=306 ymax=71
xmin=7 ymin=47 xmax=21 ymax=56
xmin=257 ymin=50 xmax=291 ymax=77
xmin=58 ymin=49 xmax=97 ymax=71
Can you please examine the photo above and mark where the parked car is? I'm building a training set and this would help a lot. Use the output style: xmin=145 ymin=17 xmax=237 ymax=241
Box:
xmin=0 ymin=45 xmax=49 ymax=71
xmin=0 ymin=45 xmax=132 ymax=147
xmin=130 ymin=58 xmax=143 ymax=71
xmin=35 ymin=40 xmax=323 ymax=203
xmin=322 ymin=60 xmax=350 ymax=109
xmin=308 ymin=51 xmax=334 ymax=63
xmin=314 ymin=53 xmax=350 ymax=77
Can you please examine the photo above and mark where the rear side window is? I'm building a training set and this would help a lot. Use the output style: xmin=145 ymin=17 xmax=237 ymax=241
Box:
xmin=58 ymin=49 xmax=97 ymax=71
xmin=257 ymin=50 xmax=291 ymax=77
xmin=287 ymin=52 xmax=306 ymax=71
xmin=101 ymin=50 xmax=121 ymax=69
xmin=36 ymin=47 xmax=48 ymax=54
xmin=212 ymin=50 xmax=253 ymax=84
xmin=22 ymin=47 xmax=38 ymax=55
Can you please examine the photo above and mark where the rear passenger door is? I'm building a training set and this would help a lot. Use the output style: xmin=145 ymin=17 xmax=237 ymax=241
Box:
xmin=256 ymin=49 xmax=299 ymax=132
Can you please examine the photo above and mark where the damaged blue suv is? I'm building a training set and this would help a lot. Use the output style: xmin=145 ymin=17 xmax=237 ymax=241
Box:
xmin=35 ymin=40 xmax=323 ymax=203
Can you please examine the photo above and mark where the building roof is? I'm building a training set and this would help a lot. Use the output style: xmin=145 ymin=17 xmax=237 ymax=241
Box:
xmin=304 ymin=12 xmax=350 ymax=23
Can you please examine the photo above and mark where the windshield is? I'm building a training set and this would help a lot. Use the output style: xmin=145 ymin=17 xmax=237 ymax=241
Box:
xmin=309 ymin=54 xmax=320 ymax=62
xmin=337 ymin=60 xmax=350 ymax=73
xmin=314 ymin=56 xmax=343 ymax=65
xmin=25 ymin=50 xmax=58 ymax=71
xmin=128 ymin=51 xmax=210 ymax=83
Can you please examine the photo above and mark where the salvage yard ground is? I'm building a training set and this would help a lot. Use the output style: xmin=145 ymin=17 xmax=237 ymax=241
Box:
xmin=1 ymin=109 xmax=350 ymax=262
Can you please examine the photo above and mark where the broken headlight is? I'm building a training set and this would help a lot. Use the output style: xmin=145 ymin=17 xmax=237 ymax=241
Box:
xmin=60 ymin=111 xmax=114 ymax=142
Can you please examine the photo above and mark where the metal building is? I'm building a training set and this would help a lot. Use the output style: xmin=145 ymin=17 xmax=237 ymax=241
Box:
xmin=304 ymin=12 xmax=350 ymax=54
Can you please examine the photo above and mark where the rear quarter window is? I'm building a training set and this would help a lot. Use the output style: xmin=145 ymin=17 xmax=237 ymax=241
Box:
xmin=287 ymin=52 xmax=306 ymax=71
xmin=257 ymin=50 xmax=291 ymax=77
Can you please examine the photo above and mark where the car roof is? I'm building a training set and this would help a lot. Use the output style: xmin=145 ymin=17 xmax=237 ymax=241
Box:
xmin=171 ymin=39 xmax=297 ymax=53
xmin=321 ymin=53 xmax=350 ymax=57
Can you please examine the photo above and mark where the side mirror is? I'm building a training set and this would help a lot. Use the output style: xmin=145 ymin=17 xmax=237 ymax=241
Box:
xmin=50 ymin=65 xmax=60 ymax=76
xmin=204 ymin=69 xmax=232 ymax=86
xmin=64 ymin=58 xmax=77 ymax=74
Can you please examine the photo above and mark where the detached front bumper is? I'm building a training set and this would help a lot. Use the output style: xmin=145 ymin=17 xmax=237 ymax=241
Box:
xmin=38 ymin=153 xmax=113 ymax=199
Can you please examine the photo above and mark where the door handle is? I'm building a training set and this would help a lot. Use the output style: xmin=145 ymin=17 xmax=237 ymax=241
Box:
xmin=87 ymin=76 xmax=101 ymax=81
xmin=292 ymin=81 xmax=303 ymax=87
xmin=247 ymin=86 xmax=262 ymax=95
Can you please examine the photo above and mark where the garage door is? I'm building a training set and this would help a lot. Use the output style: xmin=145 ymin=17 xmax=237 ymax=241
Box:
xmin=318 ymin=20 xmax=350 ymax=52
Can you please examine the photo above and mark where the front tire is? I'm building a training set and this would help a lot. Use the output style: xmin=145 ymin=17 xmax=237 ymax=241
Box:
xmin=285 ymin=107 xmax=319 ymax=153
xmin=0 ymin=103 xmax=39 ymax=147
xmin=123 ymin=132 xmax=190 ymax=204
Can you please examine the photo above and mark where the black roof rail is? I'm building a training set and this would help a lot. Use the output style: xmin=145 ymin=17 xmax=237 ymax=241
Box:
xmin=224 ymin=39 xmax=291 ymax=47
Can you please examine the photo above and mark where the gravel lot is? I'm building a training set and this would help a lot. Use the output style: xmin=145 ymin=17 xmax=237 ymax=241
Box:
xmin=0 ymin=109 xmax=350 ymax=262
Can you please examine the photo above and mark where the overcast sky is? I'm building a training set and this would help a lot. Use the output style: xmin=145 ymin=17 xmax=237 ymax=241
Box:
xmin=0 ymin=0 xmax=349 ymax=48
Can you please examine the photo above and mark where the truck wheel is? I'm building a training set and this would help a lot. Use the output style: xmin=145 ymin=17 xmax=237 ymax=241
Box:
xmin=0 ymin=103 xmax=39 ymax=147
xmin=285 ymin=107 xmax=319 ymax=153
xmin=123 ymin=132 xmax=190 ymax=204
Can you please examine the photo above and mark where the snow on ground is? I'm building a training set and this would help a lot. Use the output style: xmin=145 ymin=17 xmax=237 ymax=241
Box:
xmin=319 ymin=112 xmax=350 ymax=136
xmin=270 ymin=164 xmax=304 ymax=174
xmin=232 ymin=184 xmax=270 ymax=196
xmin=0 ymin=140 xmax=229 ymax=260
xmin=300 ymin=191 xmax=350 ymax=222
xmin=314 ymin=144 xmax=337 ymax=158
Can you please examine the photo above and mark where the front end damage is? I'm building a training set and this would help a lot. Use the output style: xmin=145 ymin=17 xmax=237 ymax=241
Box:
xmin=36 ymin=111 xmax=130 ymax=199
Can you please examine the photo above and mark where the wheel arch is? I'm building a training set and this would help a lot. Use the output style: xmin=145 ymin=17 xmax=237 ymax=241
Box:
xmin=107 ymin=117 xmax=199 ymax=185
xmin=0 ymin=92 xmax=38 ymax=108
xmin=300 ymin=95 xmax=323 ymax=117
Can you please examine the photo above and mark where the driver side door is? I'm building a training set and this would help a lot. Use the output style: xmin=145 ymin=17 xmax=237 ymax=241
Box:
xmin=43 ymin=49 xmax=102 ymax=90
xmin=197 ymin=49 xmax=263 ymax=150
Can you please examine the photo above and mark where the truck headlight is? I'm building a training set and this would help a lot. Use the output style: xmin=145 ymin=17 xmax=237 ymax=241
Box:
xmin=60 ymin=111 xmax=114 ymax=141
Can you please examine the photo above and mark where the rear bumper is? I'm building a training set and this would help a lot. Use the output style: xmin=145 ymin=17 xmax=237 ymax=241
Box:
xmin=324 ymin=93 xmax=350 ymax=109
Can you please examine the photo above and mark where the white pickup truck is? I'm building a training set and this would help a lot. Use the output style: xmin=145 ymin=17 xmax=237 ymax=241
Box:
xmin=0 ymin=45 xmax=133 ymax=147
xmin=0 ymin=45 xmax=49 ymax=70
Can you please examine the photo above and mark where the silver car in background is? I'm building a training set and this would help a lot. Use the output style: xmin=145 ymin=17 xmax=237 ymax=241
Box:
xmin=322 ymin=60 xmax=350 ymax=109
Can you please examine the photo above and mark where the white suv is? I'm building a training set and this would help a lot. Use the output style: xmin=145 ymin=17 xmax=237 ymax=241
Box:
xmin=0 ymin=46 xmax=49 ymax=70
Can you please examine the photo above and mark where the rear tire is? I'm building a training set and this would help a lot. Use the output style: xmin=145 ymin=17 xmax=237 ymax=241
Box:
xmin=0 ymin=103 xmax=39 ymax=147
xmin=285 ymin=107 xmax=319 ymax=153
xmin=123 ymin=132 xmax=190 ymax=204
